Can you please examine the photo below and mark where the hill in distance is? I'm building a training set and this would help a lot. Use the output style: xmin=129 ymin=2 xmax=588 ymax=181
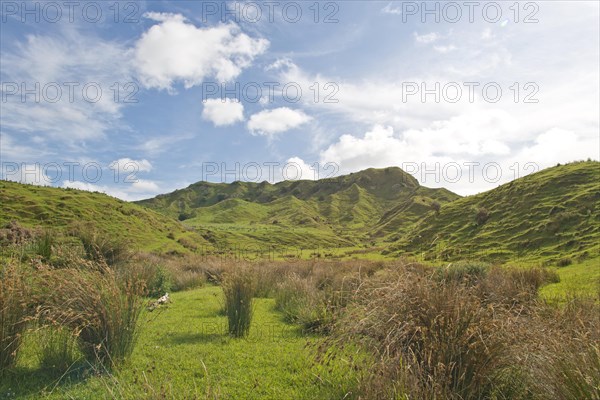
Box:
xmin=2 ymin=162 xmax=598 ymax=265
xmin=0 ymin=180 xmax=211 ymax=254
xmin=136 ymin=167 xmax=460 ymax=249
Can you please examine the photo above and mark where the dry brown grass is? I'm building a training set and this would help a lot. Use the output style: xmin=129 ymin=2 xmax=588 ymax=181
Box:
xmin=317 ymin=262 xmax=598 ymax=399
xmin=0 ymin=259 xmax=31 ymax=374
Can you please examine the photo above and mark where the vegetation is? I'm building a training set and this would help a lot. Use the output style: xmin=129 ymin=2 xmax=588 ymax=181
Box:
xmin=222 ymin=268 xmax=255 ymax=337
xmin=0 ymin=161 xmax=598 ymax=398
xmin=0 ymin=260 xmax=30 ymax=374
xmin=393 ymin=161 xmax=600 ymax=263
xmin=0 ymin=180 xmax=211 ymax=254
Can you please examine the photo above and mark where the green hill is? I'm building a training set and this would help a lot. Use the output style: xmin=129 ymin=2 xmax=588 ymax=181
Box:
xmin=136 ymin=167 xmax=461 ymax=249
xmin=4 ymin=162 xmax=598 ymax=264
xmin=0 ymin=180 xmax=210 ymax=254
xmin=389 ymin=161 xmax=600 ymax=264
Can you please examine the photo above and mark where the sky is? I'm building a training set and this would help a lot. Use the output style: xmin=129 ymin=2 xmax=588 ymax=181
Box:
xmin=1 ymin=0 xmax=599 ymax=200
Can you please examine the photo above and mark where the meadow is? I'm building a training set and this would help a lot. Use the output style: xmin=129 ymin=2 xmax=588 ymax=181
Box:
xmin=1 ymin=225 xmax=598 ymax=399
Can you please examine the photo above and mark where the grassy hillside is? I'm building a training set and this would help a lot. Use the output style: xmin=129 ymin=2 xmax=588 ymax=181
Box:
xmin=390 ymin=161 xmax=600 ymax=264
xmin=0 ymin=180 xmax=210 ymax=254
xmin=137 ymin=167 xmax=460 ymax=249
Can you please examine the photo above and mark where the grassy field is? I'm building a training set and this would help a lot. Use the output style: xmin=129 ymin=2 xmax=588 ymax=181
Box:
xmin=1 ymin=286 xmax=357 ymax=400
xmin=1 ymin=162 xmax=599 ymax=399
xmin=540 ymin=258 xmax=600 ymax=299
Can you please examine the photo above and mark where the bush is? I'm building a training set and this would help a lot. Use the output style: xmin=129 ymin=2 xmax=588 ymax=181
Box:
xmin=222 ymin=270 xmax=254 ymax=337
xmin=36 ymin=263 xmax=145 ymax=368
xmin=556 ymin=257 xmax=573 ymax=267
xmin=475 ymin=207 xmax=490 ymax=225
xmin=0 ymin=261 xmax=30 ymax=374
xmin=145 ymin=264 xmax=172 ymax=298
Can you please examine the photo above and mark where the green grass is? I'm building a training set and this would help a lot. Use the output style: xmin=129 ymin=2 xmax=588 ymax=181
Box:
xmin=539 ymin=258 xmax=600 ymax=299
xmin=392 ymin=161 xmax=600 ymax=264
xmin=1 ymin=286 xmax=358 ymax=399
xmin=135 ymin=167 xmax=459 ymax=250
xmin=0 ymin=180 xmax=211 ymax=254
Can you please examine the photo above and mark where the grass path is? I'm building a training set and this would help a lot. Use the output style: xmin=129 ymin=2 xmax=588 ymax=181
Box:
xmin=1 ymin=286 xmax=357 ymax=399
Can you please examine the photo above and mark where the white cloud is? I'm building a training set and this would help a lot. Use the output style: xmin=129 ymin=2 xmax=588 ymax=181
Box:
xmin=134 ymin=13 xmax=269 ymax=90
xmin=62 ymin=178 xmax=162 ymax=201
xmin=2 ymin=163 xmax=52 ymax=186
xmin=512 ymin=129 xmax=599 ymax=168
xmin=284 ymin=157 xmax=318 ymax=181
xmin=414 ymin=32 xmax=440 ymax=44
xmin=481 ymin=28 xmax=493 ymax=40
xmin=202 ymin=98 xmax=245 ymax=126
xmin=312 ymin=119 xmax=598 ymax=195
xmin=0 ymin=29 xmax=131 ymax=144
xmin=131 ymin=179 xmax=160 ymax=192
xmin=381 ymin=3 xmax=402 ymax=15
xmin=109 ymin=158 xmax=153 ymax=174
xmin=247 ymin=108 xmax=311 ymax=136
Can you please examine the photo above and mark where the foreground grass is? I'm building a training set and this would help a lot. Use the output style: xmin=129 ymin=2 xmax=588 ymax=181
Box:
xmin=1 ymin=286 xmax=357 ymax=399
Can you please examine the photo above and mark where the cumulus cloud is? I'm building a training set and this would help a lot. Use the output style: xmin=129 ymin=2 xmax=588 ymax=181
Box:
xmin=202 ymin=98 xmax=245 ymax=126
xmin=131 ymin=179 xmax=160 ymax=192
xmin=284 ymin=157 xmax=318 ymax=181
xmin=247 ymin=108 xmax=311 ymax=136
xmin=134 ymin=13 xmax=269 ymax=90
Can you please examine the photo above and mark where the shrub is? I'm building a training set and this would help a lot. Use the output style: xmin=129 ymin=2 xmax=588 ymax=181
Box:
xmin=0 ymin=261 xmax=30 ymax=374
xmin=556 ymin=257 xmax=573 ymax=267
xmin=36 ymin=263 xmax=145 ymax=368
xmin=476 ymin=267 xmax=559 ymax=307
xmin=222 ymin=270 xmax=254 ymax=337
xmin=146 ymin=264 xmax=172 ymax=298
xmin=475 ymin=207 xmax=490 ymax=225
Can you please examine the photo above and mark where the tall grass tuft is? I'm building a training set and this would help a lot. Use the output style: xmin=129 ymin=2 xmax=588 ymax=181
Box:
xmin=326 ymin=269 xmax=512 ymax=399
xmin=36 ymin=325 xmax=80 ymax=373
xmin=274 ymin=274 xmax=331 ymax=332
xmin=74 ymin=227 xmax=131 ymax=266
xmin=222 ymin=269 xmax=254 ymax=337
xmin=0 ymin=260 xmax=30 ymax=374
xmin=36 ymin=261 xmax=145 ymax=369
xmin=30 ymin=230 xmax=54 ymax=262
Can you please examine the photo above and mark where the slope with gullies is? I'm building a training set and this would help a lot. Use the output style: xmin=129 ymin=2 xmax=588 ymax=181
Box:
xmin=136 ymin=167 xmax=461 ymax=248
xmin=389 ymin=161 xmax=600 ymax=264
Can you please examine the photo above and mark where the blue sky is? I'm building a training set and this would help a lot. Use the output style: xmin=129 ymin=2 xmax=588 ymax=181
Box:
xmin=1 ymin=1 xmax=599 ymax=200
